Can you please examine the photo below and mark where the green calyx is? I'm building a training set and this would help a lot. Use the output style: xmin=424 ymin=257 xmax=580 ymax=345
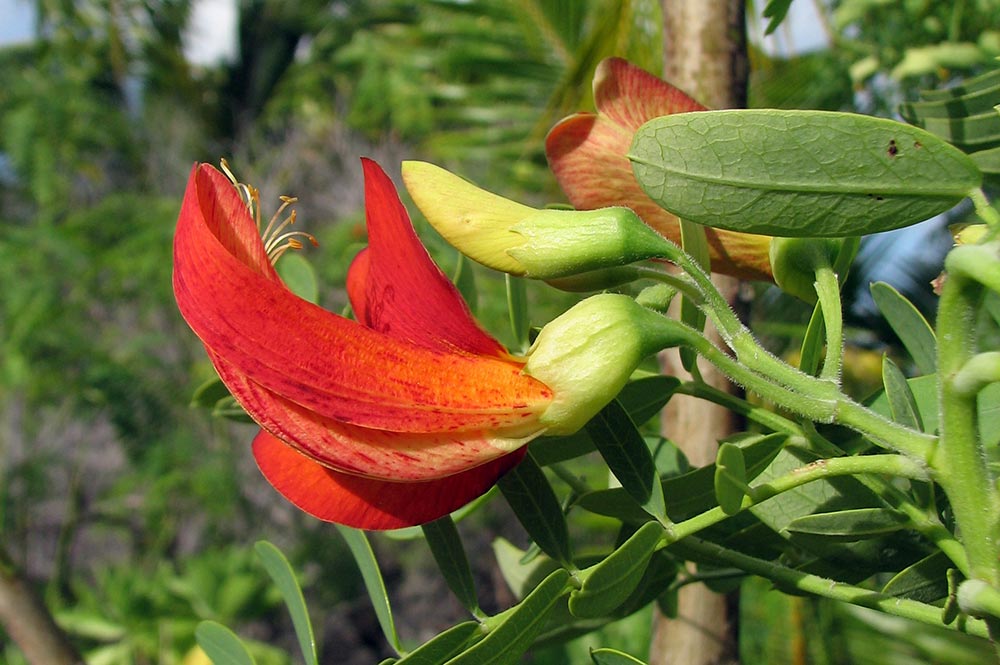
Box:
xmin=508 ymin=207 xmax=670 ymax=280
xmin=524 ymin=294 xmax=683 ymax=435
xmin=769 ymin=237 xmax=845 ymax=302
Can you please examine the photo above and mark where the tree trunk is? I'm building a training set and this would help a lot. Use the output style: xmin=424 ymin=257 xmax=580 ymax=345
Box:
xmin=0 ymin=547 xmax=83 ymax=665
xmin=650 ymin=2 xmax=747 ymax=664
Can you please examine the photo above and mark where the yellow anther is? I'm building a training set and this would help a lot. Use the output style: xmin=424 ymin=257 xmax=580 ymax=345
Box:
xmin=218 ymin=159 xmax=317 ymax=265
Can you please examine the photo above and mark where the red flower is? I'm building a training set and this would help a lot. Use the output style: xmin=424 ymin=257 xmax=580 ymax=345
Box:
xmin=546 ymin=57 xmax=774 ymax=281
xmin=173 ymin=159 xmax=554 ymax=530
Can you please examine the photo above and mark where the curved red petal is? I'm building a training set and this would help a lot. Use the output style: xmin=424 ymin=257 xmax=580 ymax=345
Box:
xmin=346 ymin=246 xmax=370 ymax=322
xmin=174 ymin=164 xmax=552 ymax=433
xmin=214 ymin=353 xmax=541 ymax=479
xmin=594 ymin=57 xmax=706 ymax=129
xmin=356 ymin=159 xmax=506 ymax=357
xmin=252 ymin=430 xmax=525 ymax=530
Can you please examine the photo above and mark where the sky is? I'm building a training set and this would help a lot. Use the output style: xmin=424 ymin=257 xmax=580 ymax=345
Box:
xmin=0 ymin=0 xmax=828 ymax=62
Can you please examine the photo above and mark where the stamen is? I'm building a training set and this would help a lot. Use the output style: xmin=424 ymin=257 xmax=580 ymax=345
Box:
xmin=219 ymin=158 xmax=317 ymax=265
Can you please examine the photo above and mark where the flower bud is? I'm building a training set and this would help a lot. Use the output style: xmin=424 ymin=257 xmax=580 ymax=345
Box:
xmin=402 ymin=160 xmax=669 ymax=280
xmin=769 ymin=237 xmax=844 ymax=302
xmin=524 ymin=294 xmax=683 ymax=435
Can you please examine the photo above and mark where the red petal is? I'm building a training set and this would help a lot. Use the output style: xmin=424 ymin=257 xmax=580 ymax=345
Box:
xmin=351 ymin=158 xmax=507 ymax=357
xmin=593 ymin=57 xmax=705 ymax=128
xmin=252 ymin=430 xmax=525 ymax=530
xmin=213 ymin=353 xmax=541 ymax=480
xmin=544 ymin=60 xmax=773 ymax=282
xmin=174 ymin=164 xmax=552 ymax=434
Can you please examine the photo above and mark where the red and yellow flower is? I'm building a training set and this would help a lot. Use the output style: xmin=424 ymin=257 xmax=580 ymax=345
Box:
xmin=545 ymin=57 xmax=774 ymax=282
xmin=173 ymin=159 xmax=558 ymax=530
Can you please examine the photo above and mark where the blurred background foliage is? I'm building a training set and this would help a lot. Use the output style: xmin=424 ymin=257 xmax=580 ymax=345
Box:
xmin=1 ymin=0 xmax=999 ymax=663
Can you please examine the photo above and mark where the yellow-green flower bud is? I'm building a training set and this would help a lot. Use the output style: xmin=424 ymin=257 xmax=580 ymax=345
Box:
xmin=524 ymin=294 xmax=683 ymax=435
xmin=402 ymin=160 xmax=669 ymax=280
xmin=769 ymin=237 xmax=844 ymax=302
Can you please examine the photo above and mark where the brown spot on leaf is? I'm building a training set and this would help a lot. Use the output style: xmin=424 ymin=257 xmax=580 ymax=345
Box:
xmin=887 ymin=139 xmax=898 ymax=157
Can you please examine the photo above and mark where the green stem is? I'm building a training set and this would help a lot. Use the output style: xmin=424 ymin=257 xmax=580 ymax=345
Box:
xmin=676 ymin=536 xmax=990 ymax=639
xmin=678 ymin=324 xmax=936 ymax=459
xmin=814 ymin=263 xmax=844 ymax=383
xmin=971 ymin=187 xmax=1000 ymax=228
xmin=667 ymin=454 xmax=928 ymax=542
xmin=932 ymin=249 xmax=1000 ymax=588
xmin=677 ymin=382 xmax=966 ymax=572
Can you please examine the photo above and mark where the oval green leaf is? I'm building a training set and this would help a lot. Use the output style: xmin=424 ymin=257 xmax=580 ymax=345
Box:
xmin=569 ymin=521 xmax=664 ymax=619
xmin=714 ymin=443 xmax=748 ymax=516
xmin=629 ymin=110 xmax=981 ymax=237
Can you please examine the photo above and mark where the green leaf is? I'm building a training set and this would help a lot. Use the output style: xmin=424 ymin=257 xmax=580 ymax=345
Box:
xmin=396 ymin=622 xmax=484 ymax=665
xmin=616 ymin=376 xmax=681 ymax=427
xmin=629 ymin=110 xmax=981 ymax=237
xmin=919 ymin=68 xmax=1000 ymax=101
xmin=591 ymin=648 xmax=648 ymax=665
xmin=452 ymin=252 xmax=478 ymax=315
xmin=882 ymin=551 xmax=952 ymax=603
xmin=869 ymin=376 xmax=1000 ymax=446
xmin=900 ymin=82 xmax=1000 ymax=122
xmin=762 ymin=0 xmax=794 ymax=36
xmin=586 ymin=401 xmax=667 ymax=521
xmin=506 ymin=274 xmax=529 ymax=353
xmin=276 ymin=253 xmax=319 ymax=304
xmin=569 ymin=521 xmax=665 ymax=619
xmin=190 ymin=377 xmax=231 ymax=409
xmin=971 ymin=146 xmax=1000 ymax=174
xmin=530 ymin=430 xmax=596 ymax=466
xmin=335 ymin=527 xmax=402 ymax=654
xmin=881 ymin=356 xmax=923 ymax=430
xmin=445 ymin=569 xmax=570 ymax=665
xmin=714 ymin=443 xmax=748 ymax=516
xmin=904 ymin=108 xmax=1000 ymax=151
xmin=784 ymin=507 xmax=910 ymax=541
xmin=575 ymin=432 xmax=785 ymax=523
xmin=798 ymin=301 xmax=826 ymax=376
xmin=422 ymin=517 xmax=480 ymax=615
xmin=492 ymin=538 xmax=561 ymax=599
xmin=870 ymin=281 xmax=937 ymax=375
xmin=254 ymin=541 xmax=317 ymax=665
xmin=195 ymin=621 xmax=257 ymax=665
xmin=497 ymin=453 xmax=573 ymax=566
